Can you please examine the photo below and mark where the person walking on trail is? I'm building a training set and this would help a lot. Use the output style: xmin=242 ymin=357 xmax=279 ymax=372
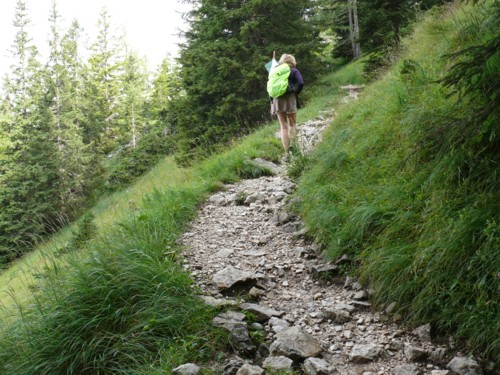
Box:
xmin=271 ymin=54 xmax=304 ymax=153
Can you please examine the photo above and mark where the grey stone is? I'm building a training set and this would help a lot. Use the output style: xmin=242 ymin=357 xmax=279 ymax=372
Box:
xmin=393 ymin=364 xmax=423 ymax=375
xmin=335 ymin=254 xmax=351 ymax=265
xmin=349 ymin=343 xmax=382 ymax=363
xmin=269 ymin=212 xmax=291 ymax=225
xmin=323 ymin=303 xmax=356 ymax=323
xmin=430 ymin=348 xmax=447 ymax=363
xmin=295 ymin=247 xmax=309 ymax=257
xmin=173 ymin=363 xmax=201 ymax=375
xmin=344 ymin=276 xmax=356 ymax=288
xmin=240 ymin=249 xmax=267 ymax=257
xmin=303 ymin=357 xmax=332 ymax=375
xmin=431 ymin=371 xmax=452 ymax=375
xmin=248 ymin=287 xmax=266 ymax=300
xmin=282 ymin=222 xmax=299 ymax=233
xmin=240 ymin=303 xmax=284 ymax=322
xmin=215 ymin=248 xmax=235 ymax=258
xmin=212 ymin=266 xmax=262 ymax=293
xmin=223 ymin=356 xmax=245 ymax=375
xmin=412 ymin=324 xmax=432 ymax=342
xmin=213 ymin=312 xmax=254 ymax=354
xmin=351 ymin=300 xmax=371 ymax=308
xmin=262 ymin=356 xmax=294 ymax=371
xmin=324 ymin=353 xmax=345 ymax=366
xmin=199 ymin=295 xmax=237 ymax=307
xmin=352 ymin=281 xmax=364 ymax=291
xmin=236 ymin=364 xmax=264 ymax=375
xmin=447 ymin=356 xmax=483 ymax=375
xmin=250 ymin=158 xmax=280 ymax=175
xmin=213 ymin=311 xmax=246 ymax=325
xmin=404 ymin=343 xmax=428 ymax=362
xmin=293 ymin=227 xmax=309 ymax=238
xmin=353 ymin=290 xmax=368 ymax=300
xmin=208 ymin=195 xmax=226 ymax=206
xmin=311 ymin=264 xmax=339 ymax=278
xmin=244 ymin=192 xmax=266 ymax=205
xmin=269 ymin=326 xmax=323 ymax=360
xmin=269 ymin=317 xmax=290 ymax=333
xmin=250 ymin=322 xmax=264 ymax=331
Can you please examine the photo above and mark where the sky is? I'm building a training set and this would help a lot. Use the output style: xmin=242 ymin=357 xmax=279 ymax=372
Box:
xmin=0 ymin=0 xmax=192 ymax=78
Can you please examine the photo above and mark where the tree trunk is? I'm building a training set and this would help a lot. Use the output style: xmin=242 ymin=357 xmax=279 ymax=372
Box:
xmin=352 ymin=0 xmax=361 ymax=59
xmin=131 ymin=103 xmax=136 ymax=149
xmin=347 ymin=0 xmax=355 ymax=58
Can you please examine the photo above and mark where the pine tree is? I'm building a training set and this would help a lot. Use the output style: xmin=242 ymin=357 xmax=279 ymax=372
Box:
xmin=150 ymin=57 xmax=182 ymax=126
xmin=46 ymin=2 xmax=91 ymax=218
xmin=119 ymin=49 xmax=148 ymax=148
xmin=0 ymin=0 xmax=60 ymax=261
xmin=81 ymin=7 xmax=123 ymax=155
xmin=175 ymin=0 xmax=323 ymax=159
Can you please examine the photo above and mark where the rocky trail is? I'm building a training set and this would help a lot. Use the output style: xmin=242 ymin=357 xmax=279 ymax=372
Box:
xmin=175 ymin=86 xmax=485 ymax=375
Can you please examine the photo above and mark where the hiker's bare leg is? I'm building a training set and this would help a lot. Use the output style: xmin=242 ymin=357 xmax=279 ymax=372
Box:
xmin=287 ymin=113 xmax=297 ymax=146
xmin=277 ymin=111 xmax=290 ymax=151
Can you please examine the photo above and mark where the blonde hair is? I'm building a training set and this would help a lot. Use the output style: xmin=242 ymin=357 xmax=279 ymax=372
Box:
xmin=279 ymin=54 xmax=296 ymax=68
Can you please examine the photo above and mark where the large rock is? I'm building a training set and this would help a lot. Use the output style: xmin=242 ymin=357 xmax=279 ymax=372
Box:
xmin=303 ymin=357 xmax=332 ymax=375
xmin=213 ymin=312 xmax=255 ymax=354
xmin=412 ymin=324 xmax=431 ymax=342
xmin=212 ymin=266 xmax=263 ymax=294
xmin=430 ymin=348 xmax=447 ymax=363
xmin=240 ymin=303 xmax=284 ymax=322
xmin=173 ymin=363 xmax=200 ymax=375
xmin=236 ymin=364 xmax=264 ymax=375
xmin=269 ymin=326 xmax=323 ymax=361
xmin=268 ymin=317 xmax=290 ymax=333
xmin=262 ymin=356 xmax=294 ymax=371
xmin=244 ymin=192 xmax=266 ymax=205
xmin=393 ymin=364 xmax=423 ymax=375
xmin=404 ymin=343 xmax=428 ymax=362
xmin=224 ymin=356 xmax=245 ymax=375
xmin=310 ymin=264 xmax=339 ymax=278
xmin=323 ymin=303 xmax=356 ymax=324
xmin=447 ymin=356 xmax=483 ymax=375
xmin=349 ymin=343 xmax=382 ymax=363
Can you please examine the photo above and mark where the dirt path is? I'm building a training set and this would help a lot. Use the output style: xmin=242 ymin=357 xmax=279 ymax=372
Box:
xmin=178 ymin=88 xmax=481 ymax=375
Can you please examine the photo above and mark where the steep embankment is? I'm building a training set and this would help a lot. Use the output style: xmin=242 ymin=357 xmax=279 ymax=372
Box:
xmin=297 ymin=1 xmax=499 ymax=366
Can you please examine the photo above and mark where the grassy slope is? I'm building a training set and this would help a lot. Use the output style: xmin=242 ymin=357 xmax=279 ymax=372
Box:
xmin=297 ymin=2 xmax=499 ymax=364
xmin=0 ymin=157 xmax=188 ymax=314
xmin=0 ymin=61 xmax=364 ymax=373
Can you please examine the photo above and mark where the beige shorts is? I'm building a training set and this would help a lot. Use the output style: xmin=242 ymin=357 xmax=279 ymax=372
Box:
xmin=272 ymin=93 xmax=297 ymax=114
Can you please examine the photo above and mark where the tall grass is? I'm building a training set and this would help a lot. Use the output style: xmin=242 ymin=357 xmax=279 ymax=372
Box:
xmin=297 ymin=2 xmax=499 ymax=365
xmin=0 ymin=157 xmax=188 ymax=317
xmin=0 ymin=125 xmax=284 ymax=373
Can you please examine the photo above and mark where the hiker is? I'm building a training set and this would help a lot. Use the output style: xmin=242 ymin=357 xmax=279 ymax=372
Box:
xmin=271 ymin=54 xmax=304 ymax=153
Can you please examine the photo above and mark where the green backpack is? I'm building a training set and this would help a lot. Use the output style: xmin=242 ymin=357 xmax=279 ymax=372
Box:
xmin=267 ymin=63 xmax=290 ymax=98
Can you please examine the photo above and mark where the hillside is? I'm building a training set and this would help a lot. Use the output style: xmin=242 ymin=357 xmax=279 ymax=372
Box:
xmin=0 ymin=1 xmax=498 ymax=374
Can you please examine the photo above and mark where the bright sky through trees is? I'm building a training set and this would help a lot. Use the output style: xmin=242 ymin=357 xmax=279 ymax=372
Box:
xmin=0 ymin=0 xmax=190 ymax=77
